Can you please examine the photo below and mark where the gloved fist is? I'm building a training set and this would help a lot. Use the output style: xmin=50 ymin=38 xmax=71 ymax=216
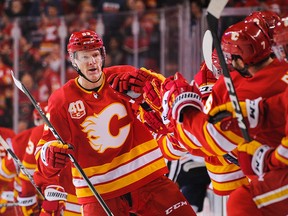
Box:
xmin=194 ymin=62 xmax=217 ymax=101
xmin=237 ymin=140 xmax=271 ymax=177
xmin=108 ymin=67 xmax=165 ymax=104
xmin=208 ymin=97 xmax=262 ymax=129
xmin=17 ymin=194 xmax=40 ymax=216
xmin=161 ymin=72 xmax=203 ymax=123
xmin=142 ymin=111 xmax=169 ymax=135
xmin=143 ymin=78 xmax=162 ymax=114
xmin=40 ymin=185 xmax=67 ymax=216
xmin=40 ymin=140 xmax=73 ymax=169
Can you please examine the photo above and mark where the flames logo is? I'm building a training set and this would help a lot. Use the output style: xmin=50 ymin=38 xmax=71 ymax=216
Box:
xmin=81 ymin=103 xmax=130 ymax=153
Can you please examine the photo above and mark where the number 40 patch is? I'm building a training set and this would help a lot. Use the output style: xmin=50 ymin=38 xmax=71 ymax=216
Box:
xmin=68 ymin=100 xmax=86 ymax=119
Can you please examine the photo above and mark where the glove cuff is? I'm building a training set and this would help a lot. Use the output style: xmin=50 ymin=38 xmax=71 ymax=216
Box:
xmin=172 ymin=92 xmax=203 ymax=123
xmin=44 ymin=185 xmax=67 ymax=201
xmin=245 ymin=97 xmax=261 ymax=128
xmin=41 ymin=141 xmax=51 ymax=167
xmin=1 ymin=191 xmax=14 ymax=202
xmin=17 ymin=195 xmax=37 ymax=206
xmin=251 ymin=145 xmax=270 ymax=177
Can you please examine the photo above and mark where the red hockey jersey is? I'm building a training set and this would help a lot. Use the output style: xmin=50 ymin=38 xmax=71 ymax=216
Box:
xmin=35 ymin=65 xmax=168 ymax=204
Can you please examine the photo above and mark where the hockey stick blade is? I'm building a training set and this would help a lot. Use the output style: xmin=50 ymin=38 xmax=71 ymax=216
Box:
xmin=0 ymin=135 xmax=45 ymax=200
xmin=202 ymin=30 xmax=213 ymax=71
xmin=11 ymin=70 xmax=114 ymax=216
xmin=206 ymin=1 xmax=251 ymax=143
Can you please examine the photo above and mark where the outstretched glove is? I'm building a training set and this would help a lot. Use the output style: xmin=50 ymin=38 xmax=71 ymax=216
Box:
xmin=17 ymin=194 xmax=40 ymax=216
xmin=194 ymin=62 xmax=217 ymax=101
xmin=40 ymin=140 xmax=74 ymax=169
xmin=40 ymin=185 xmax=66 ymax=216
xmin=141 ymin=111 xmax=169 ymax=135
xmin=143 ymin=78 xmax=162 ymax=114
xmin=160 ymin=72 xmax=203 ymax=123
xmin=107 ymin=67 xmax=164 ymax=104
xmin=208 ymin=97 xmax=262 ymax=130
xmin=237 ymin=140 xmax=271 ymax=177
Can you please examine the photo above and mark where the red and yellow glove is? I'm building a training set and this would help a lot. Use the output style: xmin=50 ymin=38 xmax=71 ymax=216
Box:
xmin=40 ymin=185 xmax=67 ymax=216
xmin=107 ymin=67 xmax=164 ymax=104
xmin=143 ymin=78 xmax=163 ymax=114
xmin=160 ymin=72 xmax=203 ymax=124
xmin=17 ymin=194 xmax=40 ymax=216
xmin=208 ymin=97 xmax=262 ymax=129
xmin=0 ymin=191 xmax=15 ymax=214
xmin=141 ymin=111 xmax=169 ymax=135
xmin=194 ymin=62 xmax=217 ymax=102
xmin=40 ymin=141 xmax=74 ymax=169
xmin=237 ymin=140 xmax=271 ymax=177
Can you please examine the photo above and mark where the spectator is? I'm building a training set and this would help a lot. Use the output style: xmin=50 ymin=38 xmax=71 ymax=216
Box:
xmin=4 ymin=0 xmax=29 ymax=18
xmin=18 ymin=72 xmax=37 ymax=132
xmin=105 ymin=36 xmax=125 ymax=66
xmin=35 ymin=50 xmax=61 ymax=102
xmin=96 ymin=0 xmax=128 ymax=37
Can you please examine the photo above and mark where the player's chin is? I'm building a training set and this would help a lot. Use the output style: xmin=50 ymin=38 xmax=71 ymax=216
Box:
xmin=89 ymin=73 xmax=102 ymax=82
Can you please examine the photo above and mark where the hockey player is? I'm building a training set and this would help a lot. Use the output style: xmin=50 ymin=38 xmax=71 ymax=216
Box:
xmin=34 ymin=29 xmax=196 ymax=216
xmin=25 ymin=104 xmax=82 ymax=216
xmin=206 ymin=17 xmax=288 ymax=215
xmin=0 ymin=126 xmax=34 ymax=215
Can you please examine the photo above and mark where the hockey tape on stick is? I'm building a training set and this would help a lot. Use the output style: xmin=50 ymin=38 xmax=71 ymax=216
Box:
xmin=11 ymin=70 xmax=114 ymax=216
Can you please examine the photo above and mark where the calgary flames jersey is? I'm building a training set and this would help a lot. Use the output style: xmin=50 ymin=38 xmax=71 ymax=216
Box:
xmin=257 ymin=89 xmax=288 ymax=171
xmin=35 ymin=65 xmax=168 ymax=204
xmin=159 ymin=58 xmax=288 ymax=195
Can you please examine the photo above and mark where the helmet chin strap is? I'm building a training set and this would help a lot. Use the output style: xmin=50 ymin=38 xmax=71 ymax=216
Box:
xmin=235 ymin=64 xmax=252 ymax=78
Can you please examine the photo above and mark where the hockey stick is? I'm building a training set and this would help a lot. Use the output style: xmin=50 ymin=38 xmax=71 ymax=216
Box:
xmin=11 ymin=71 xmax=114 ymax=216
xmin=206 ymin=0 xmax=252 ymax=166
xmin=0 ymin=135 xmax=45 ymax=200
xmin=206 ymin=0 xmax=251 ymax=142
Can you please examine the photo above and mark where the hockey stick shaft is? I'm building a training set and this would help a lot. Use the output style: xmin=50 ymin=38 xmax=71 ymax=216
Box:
xmin=11 ymin=71 xmax=114 ymax=216
xmin=206 ymin=0 xmax=252 ymax=143
xmin=0 ymin=135 xmax=45 ymax=200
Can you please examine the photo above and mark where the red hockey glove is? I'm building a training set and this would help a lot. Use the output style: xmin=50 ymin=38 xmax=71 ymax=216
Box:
xmin=17 ymin=194 xmax=40 ymax=216
xmin=142 ymin=111 xmax=169 ymax=135
xmin=161 ymin=72 xmax=203 ymax=123
xmin=208 ymin=97 xmax=262 ymax=130
xmin=40 ymin=140 xmax=74 ymax=169
xmin=143 ymin=78 xmax=162 ymax=114
xmin=0 ymin=191 xmax=15 ymax=214
xmin=194 ymin=62 xmax=217 ymax=102
xmin=237 ymin=140 xmax=271 ymax=177
xmin=108 ymin=67 xmax=164 ymax=104
xmin=40 ymin=185 xmax=67 ymax=216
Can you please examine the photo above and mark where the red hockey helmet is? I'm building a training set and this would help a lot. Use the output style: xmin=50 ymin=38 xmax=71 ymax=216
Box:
xmin=244 ymin=10 xmax=281 ymax=41
xmin=272 ymin=17 xmax=288 ymax=62
xmin=67 ymin=30 xmax=106 ymax=58
xmin=221 ymin=21 xmax=271 ymax=66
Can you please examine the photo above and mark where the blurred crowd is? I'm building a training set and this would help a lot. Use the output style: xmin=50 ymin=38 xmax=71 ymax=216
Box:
xmin=0 ymin=0 xmax=286 ymax=133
